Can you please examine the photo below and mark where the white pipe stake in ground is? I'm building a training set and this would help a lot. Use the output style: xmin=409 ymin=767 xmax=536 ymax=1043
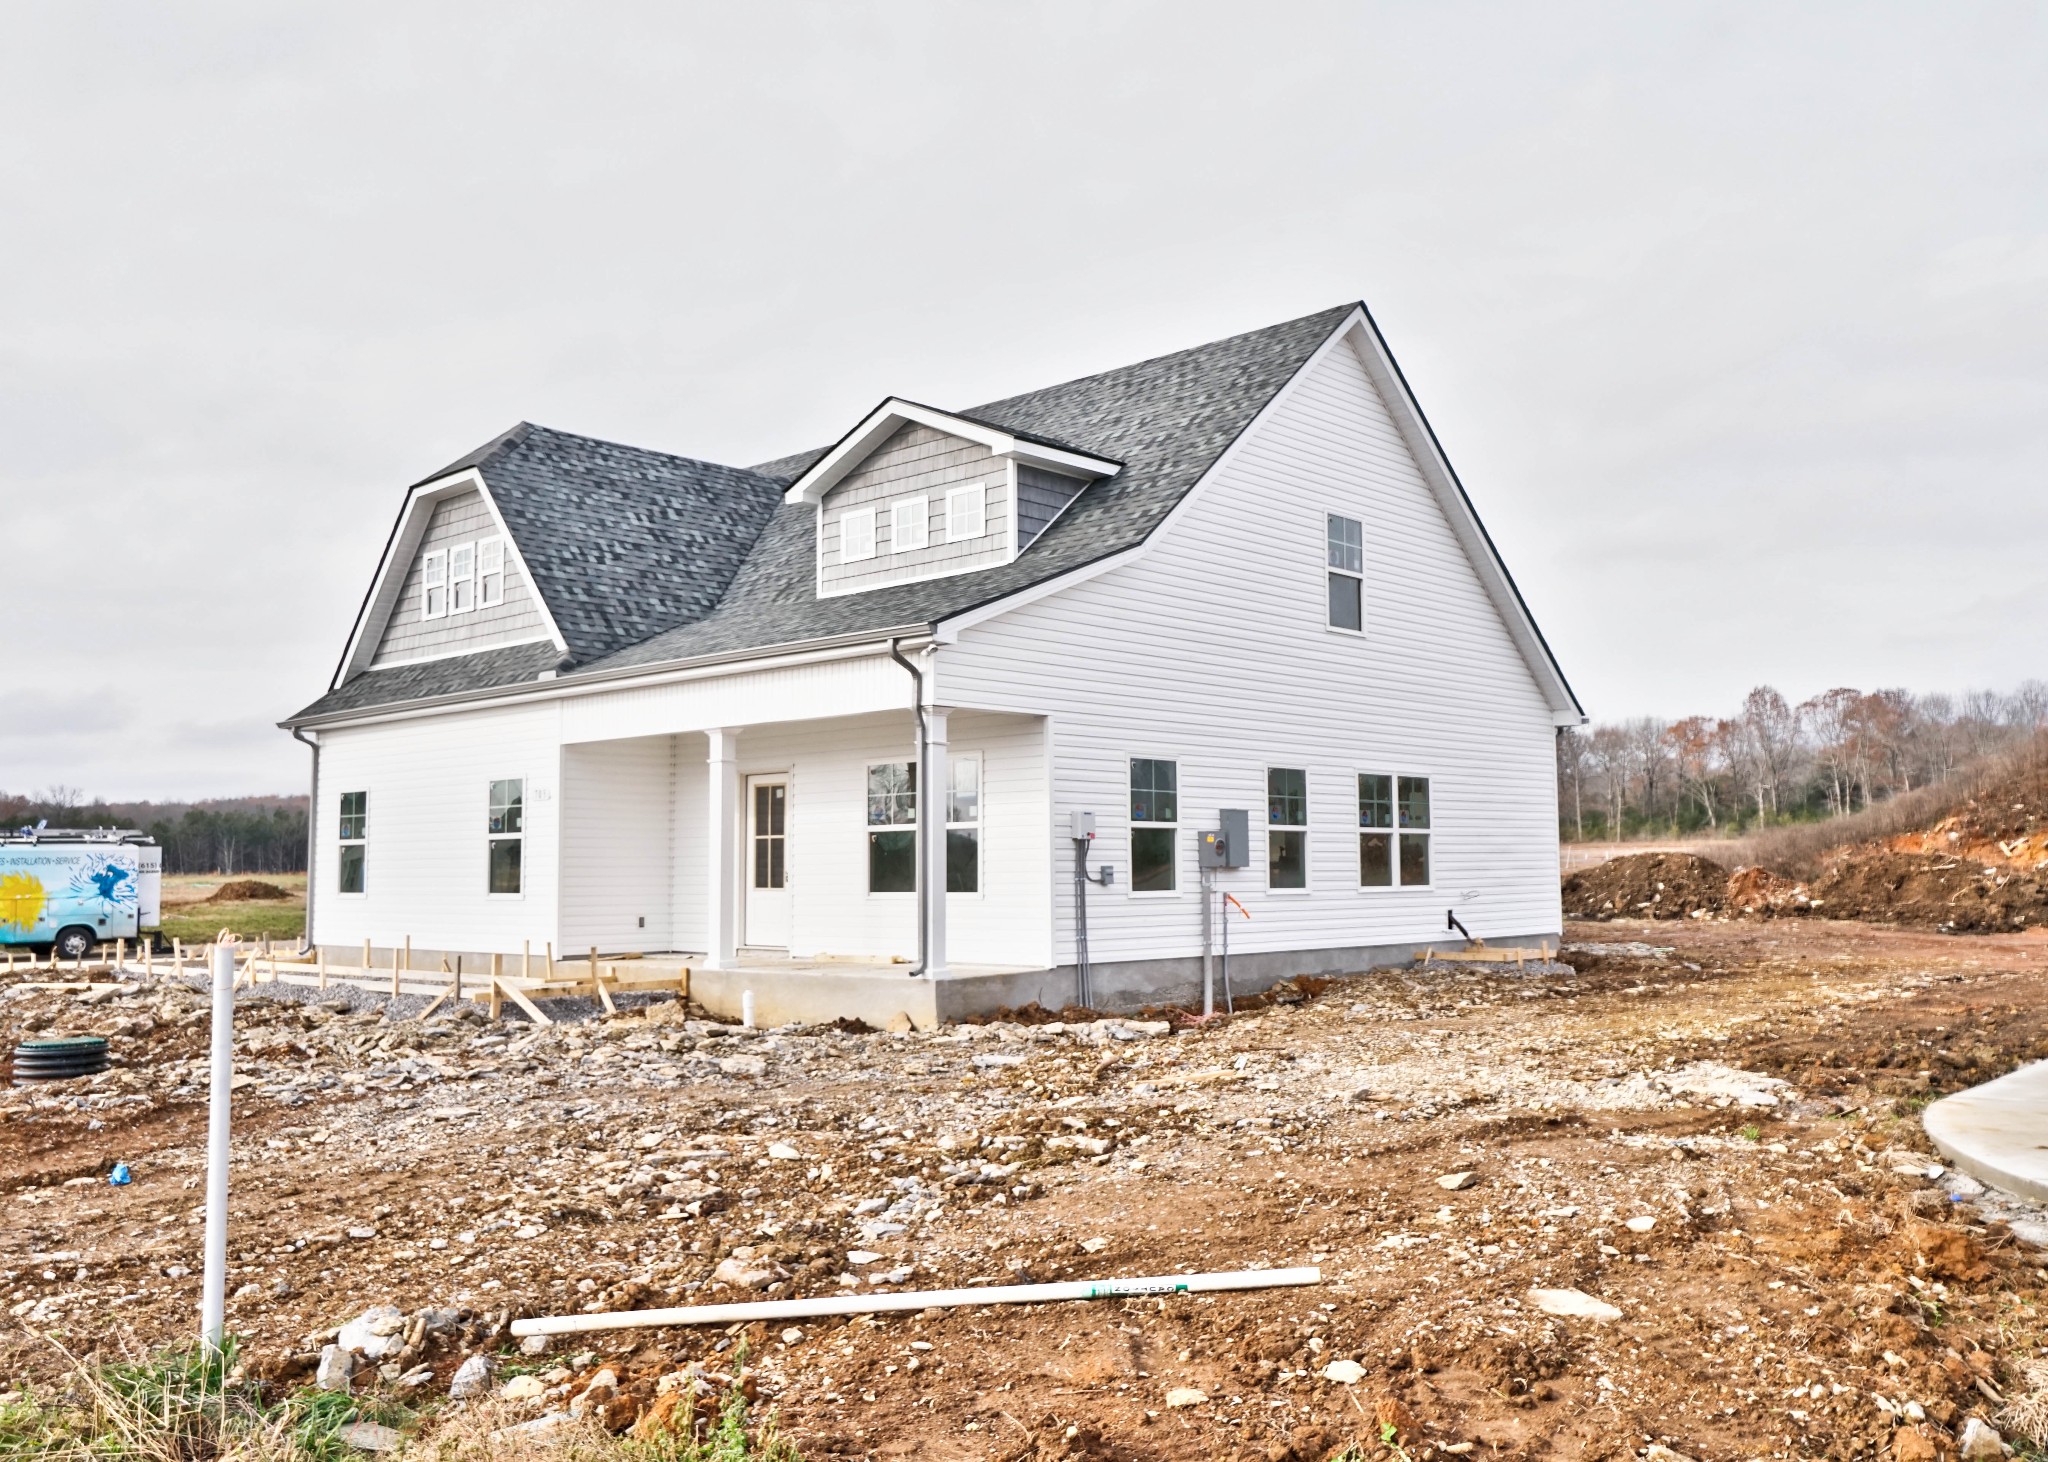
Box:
xmin=509 ymin=1266 xmax=1320 ymax=1338
xmin=199 ymin=941 xmax=236 ymax=1353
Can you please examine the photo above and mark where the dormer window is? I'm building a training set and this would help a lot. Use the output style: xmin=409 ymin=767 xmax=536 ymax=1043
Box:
xmin=945 ymin=484 xmax=987 ymax=541
xmin=449 ymin=541 xmax=476 ymax=614
xmin=840 ymin=508 xmax=877 ymax=562
xmin=792 ymin=398 xmax=1120 ymax=598
xmin=891 ymin=498 xmax=929 ymax=553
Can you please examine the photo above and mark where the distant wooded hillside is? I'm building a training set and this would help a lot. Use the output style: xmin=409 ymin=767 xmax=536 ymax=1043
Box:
xmin=0 ymin=789 xmax=308 ymax=875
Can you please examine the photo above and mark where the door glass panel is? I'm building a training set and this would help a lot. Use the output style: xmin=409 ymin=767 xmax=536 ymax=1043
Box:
xmin=752 ymin=784 xmax=786 ymax=889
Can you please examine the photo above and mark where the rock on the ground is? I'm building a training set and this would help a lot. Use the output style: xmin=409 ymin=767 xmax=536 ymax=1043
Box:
xmin=448 ymin=1353 xmax=496 ymax=1399
xmin=712 ymin=1253 xmax=789 ymax=1289
xmin=1957 ymin=1417 xmax=2004 ymax=1461
xmin=501 ymin=1374 xmax=547 ymax=1402
xmin=1320 ymin=1359 xmax=1366 ymax=1384
xmin=336 ymin=1304 xmax=407 ymax=1360
xmin=315 ymin=1344 xmax=354 ymax=1392
xmin=1528 ymin=1287 xmax=1623 ymax=1322
xmin=1625 ymin=1215 xmax=1657 ymax=1233
xmin=1164 ymin=1386 xmax=1207 ymax=1408
xmin=1437 ymin=1171 xmax=1476 ymax=1190
xmin=338 ymin=1420 xmax=403 ymax=1453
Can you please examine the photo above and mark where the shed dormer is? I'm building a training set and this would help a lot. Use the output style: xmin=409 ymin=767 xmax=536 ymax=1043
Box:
xmin=787 ymin=399 xmax=1118 ymax=598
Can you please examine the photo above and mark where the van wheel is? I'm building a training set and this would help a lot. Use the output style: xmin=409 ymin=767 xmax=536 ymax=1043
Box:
xmin=52 ymin=927 xmax=95 ymax=961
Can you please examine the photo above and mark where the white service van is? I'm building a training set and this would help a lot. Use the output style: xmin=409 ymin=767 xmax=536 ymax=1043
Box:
xmin=0 ymin=830 xmax=162 ymax=959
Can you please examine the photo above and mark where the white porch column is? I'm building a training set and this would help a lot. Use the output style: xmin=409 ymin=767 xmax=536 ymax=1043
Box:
xmin=923 ymin=707 xmax=950 ymax=978
xmin=705 ymin=727 xmax=741 ymax=971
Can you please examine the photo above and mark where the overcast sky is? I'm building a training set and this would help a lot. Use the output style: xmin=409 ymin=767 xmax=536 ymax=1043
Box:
xmin=4 ymin=3 xmax=2043 ymax=800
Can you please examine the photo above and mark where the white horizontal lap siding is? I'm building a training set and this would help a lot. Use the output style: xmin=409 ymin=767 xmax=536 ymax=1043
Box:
xmin=310 ymin=701 xmax=563 ymax=956
xmin=558 ymin=654 xmax=909 ymax=745
xmin=713 ymin=711 xmax=1048 ymax=967
xmin=941 ymin=333 xmax=1561 ymax=965
xmin=560 ymin=735 xmax=675 ymax=954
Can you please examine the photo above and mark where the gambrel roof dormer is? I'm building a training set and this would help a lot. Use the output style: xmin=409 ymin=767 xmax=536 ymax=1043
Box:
xmin=785 ymin=399 xmax=1121 ymax=599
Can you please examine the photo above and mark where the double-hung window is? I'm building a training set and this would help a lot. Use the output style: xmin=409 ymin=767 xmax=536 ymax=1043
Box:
xmin=1327 ymin=513 xmax=1364 ymax=631
xmin=1398 ymin=776 xmax=1431 ymax=886
xmin=421 ymin=550 xmax=448 ymax=620
xmin=488 ymin=778 xmax=524 ymax=894
xmin=866 ymin=762 xmax=917 ymax=893
xmin=1129 ymin=758 xmax=1178 ymax=893
xmin=478 ymin=536 xmax=505 ymax=608
xmin=1359 ymin=773 xmax=1430 ymax=886
xmin=840 ymin=508 xmax=877 ymax=562
xmin=1266 ymin=768 xmax=1307 ymax=889
xmin=946 ymin=756 xmax=980 ymax=893
xmin=892 ymin=497 xmax=930 ymax=553
xmin=945 ymin=484 xmax=987 ymax=542
xmin=337 ymin=791 xmax=367 ymax=894
xmin=449 ymin=541 xmax=476 ymax=615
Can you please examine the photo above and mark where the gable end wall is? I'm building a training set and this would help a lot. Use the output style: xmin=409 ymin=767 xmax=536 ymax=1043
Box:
xmin=373 ymin=489 xmax=547 ymax=666
xmin=937 ymin=331 xmax=1563 ymax=967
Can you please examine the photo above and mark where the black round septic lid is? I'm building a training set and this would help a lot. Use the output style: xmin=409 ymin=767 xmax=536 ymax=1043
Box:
xmin=15 ymin=1037 xmax=110 ymax=1053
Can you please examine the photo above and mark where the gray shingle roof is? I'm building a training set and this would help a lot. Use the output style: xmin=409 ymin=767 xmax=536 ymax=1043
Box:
xmin=285 ymin=305 xmax=1354 ymax=724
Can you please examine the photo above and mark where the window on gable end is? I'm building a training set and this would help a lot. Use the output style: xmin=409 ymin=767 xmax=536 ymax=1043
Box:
xmin=945 ymin=484 xmax=987 ymax=542
xmin=892 ymin=497 xmax=929 ymax=553
xmin=449 ymin=541 xmax=476 ymax=615
xmin=1327 ymin=513 xmax=1364 ymax=631
xmin=478 ymin=536 xmax=505 ymax=608
xmin=421 ymin=549 xmax=448 ymax=620
xmin=840 ymin=508 xmax=877 ymax=563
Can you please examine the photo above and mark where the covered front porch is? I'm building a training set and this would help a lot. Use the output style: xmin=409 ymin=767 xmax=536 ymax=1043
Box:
xmin=555 ymin=658 xmax=1055 ymax=1005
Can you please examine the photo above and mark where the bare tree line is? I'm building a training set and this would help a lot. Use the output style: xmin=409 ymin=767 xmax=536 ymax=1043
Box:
xmin=1556 ymin=681 xmax=2048 ymax=841
xmin=2 ymin=787 xmax=309 ymax=875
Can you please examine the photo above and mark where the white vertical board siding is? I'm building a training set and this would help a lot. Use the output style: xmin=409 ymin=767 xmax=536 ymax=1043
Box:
xmin=942 ymin=333 xmax=1562 ymax=965
xmin=560 ymin=735 xmax=675 ymax=953
xmin=311 ymin=701 xmax=563 ymax=955
xmin=709 ymin=710 xmax=1048 ymax=967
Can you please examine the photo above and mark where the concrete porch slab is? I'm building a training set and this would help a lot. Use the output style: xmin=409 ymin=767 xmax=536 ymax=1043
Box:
xmin=1923 ymin=1057 xmax=2048 ymax=1204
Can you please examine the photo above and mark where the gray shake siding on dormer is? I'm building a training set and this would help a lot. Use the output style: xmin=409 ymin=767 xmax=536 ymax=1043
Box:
xmin=1015 ymin=465 xmax=1088 ymax=550
xmin=817 ymin=423 xmax=1012 ymax=594
xmin=372 ymin=489 xmax=548 ymax=665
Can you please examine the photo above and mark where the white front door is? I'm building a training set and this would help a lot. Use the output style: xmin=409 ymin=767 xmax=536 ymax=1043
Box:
xmin=743 ymin=775 xmax=791 ymax=949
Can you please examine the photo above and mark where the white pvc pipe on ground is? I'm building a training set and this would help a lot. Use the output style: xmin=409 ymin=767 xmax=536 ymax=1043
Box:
xmin=509 ymin=1266 xmax=1320 ymax=1337
xmin=199 ymin=941 xmax=236 ymax=1353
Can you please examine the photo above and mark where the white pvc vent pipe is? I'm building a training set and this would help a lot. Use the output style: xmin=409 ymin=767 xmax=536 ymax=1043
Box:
xmin=510 ymin=1265 xmax=1320 ymax=1337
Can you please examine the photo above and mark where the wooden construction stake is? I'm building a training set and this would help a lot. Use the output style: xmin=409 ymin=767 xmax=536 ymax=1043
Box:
xmin=174 ymin=938 xmax=184 ymax=979
xmin=596 ymin=966 xmax=617 ymax=1016
xmin=545 ymin=941 xmax=556 ymax=977
xmin=522 ymin=940 xmax=531 ymax=981
xmin=403 ymin=935 xmax=412 ymax=973
xmin=589 ymin=946 xmax=599 ymax=992
xmin=391 ymin=946 xmax=401 ymax=998
xmin=488 ymin=975 xmax=503 ymax=1021
xmin=497 ymin=978 xmax=553 ymax=1027
xmin=116 ymin=938 xmax=125 ymax=971
xmin=363 ymin=938 xmax=371 ymax=976
xmin=453 ymin=953 xmax=463 ymax=1002
xmin=318 ymin=948 xmax=328 ymax=990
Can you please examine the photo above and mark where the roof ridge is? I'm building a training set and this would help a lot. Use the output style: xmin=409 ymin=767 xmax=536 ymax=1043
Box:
xmin=965 ymin=302 xmax=1357 ymax=421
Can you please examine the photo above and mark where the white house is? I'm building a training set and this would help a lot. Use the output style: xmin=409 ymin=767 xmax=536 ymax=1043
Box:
xmin=282 ymin=303 xmax=1582 ymax=1026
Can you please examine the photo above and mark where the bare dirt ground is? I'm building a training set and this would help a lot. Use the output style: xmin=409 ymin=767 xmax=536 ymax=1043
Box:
xmin=5 ymin=919 xmax=2048 ymax=1460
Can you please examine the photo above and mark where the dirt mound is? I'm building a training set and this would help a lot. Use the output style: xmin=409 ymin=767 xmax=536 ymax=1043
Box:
xmin=1807 ymin=849 xmax=2048 ymax=932
xmin=1725 ymin=864 xmax=1815 ymax=916
xmin=204 ymin=880 xmax=292 ymax=902
xmin=1560 ymin=852 xmax=1729 ymax=920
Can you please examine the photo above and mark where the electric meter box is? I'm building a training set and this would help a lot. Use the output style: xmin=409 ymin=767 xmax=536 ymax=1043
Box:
xmin=1200 ymin=809 xmax=1250 ymax=868
xmin=1069 ymin=810 xmax=1096 ymax=841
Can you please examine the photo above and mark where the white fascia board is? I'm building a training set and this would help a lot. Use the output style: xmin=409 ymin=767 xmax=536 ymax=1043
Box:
xmin=784 ymin=398 xmax=1118 ymax=505
xmin=292 ymin=630 xmax=935 ymax=733
xmin=332 ymin=468 xmax=568 ymax=689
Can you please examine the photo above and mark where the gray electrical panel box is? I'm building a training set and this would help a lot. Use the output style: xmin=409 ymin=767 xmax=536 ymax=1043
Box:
xmin=1201 ymin=808 xmax=1251 ymax=868
xmin=1069 ymin=810 xmax=1096 ymax=841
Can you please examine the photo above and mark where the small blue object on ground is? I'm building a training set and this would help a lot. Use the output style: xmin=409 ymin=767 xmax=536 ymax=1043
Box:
xmin=108 ymin=1163 xmax=131 ymax=1186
